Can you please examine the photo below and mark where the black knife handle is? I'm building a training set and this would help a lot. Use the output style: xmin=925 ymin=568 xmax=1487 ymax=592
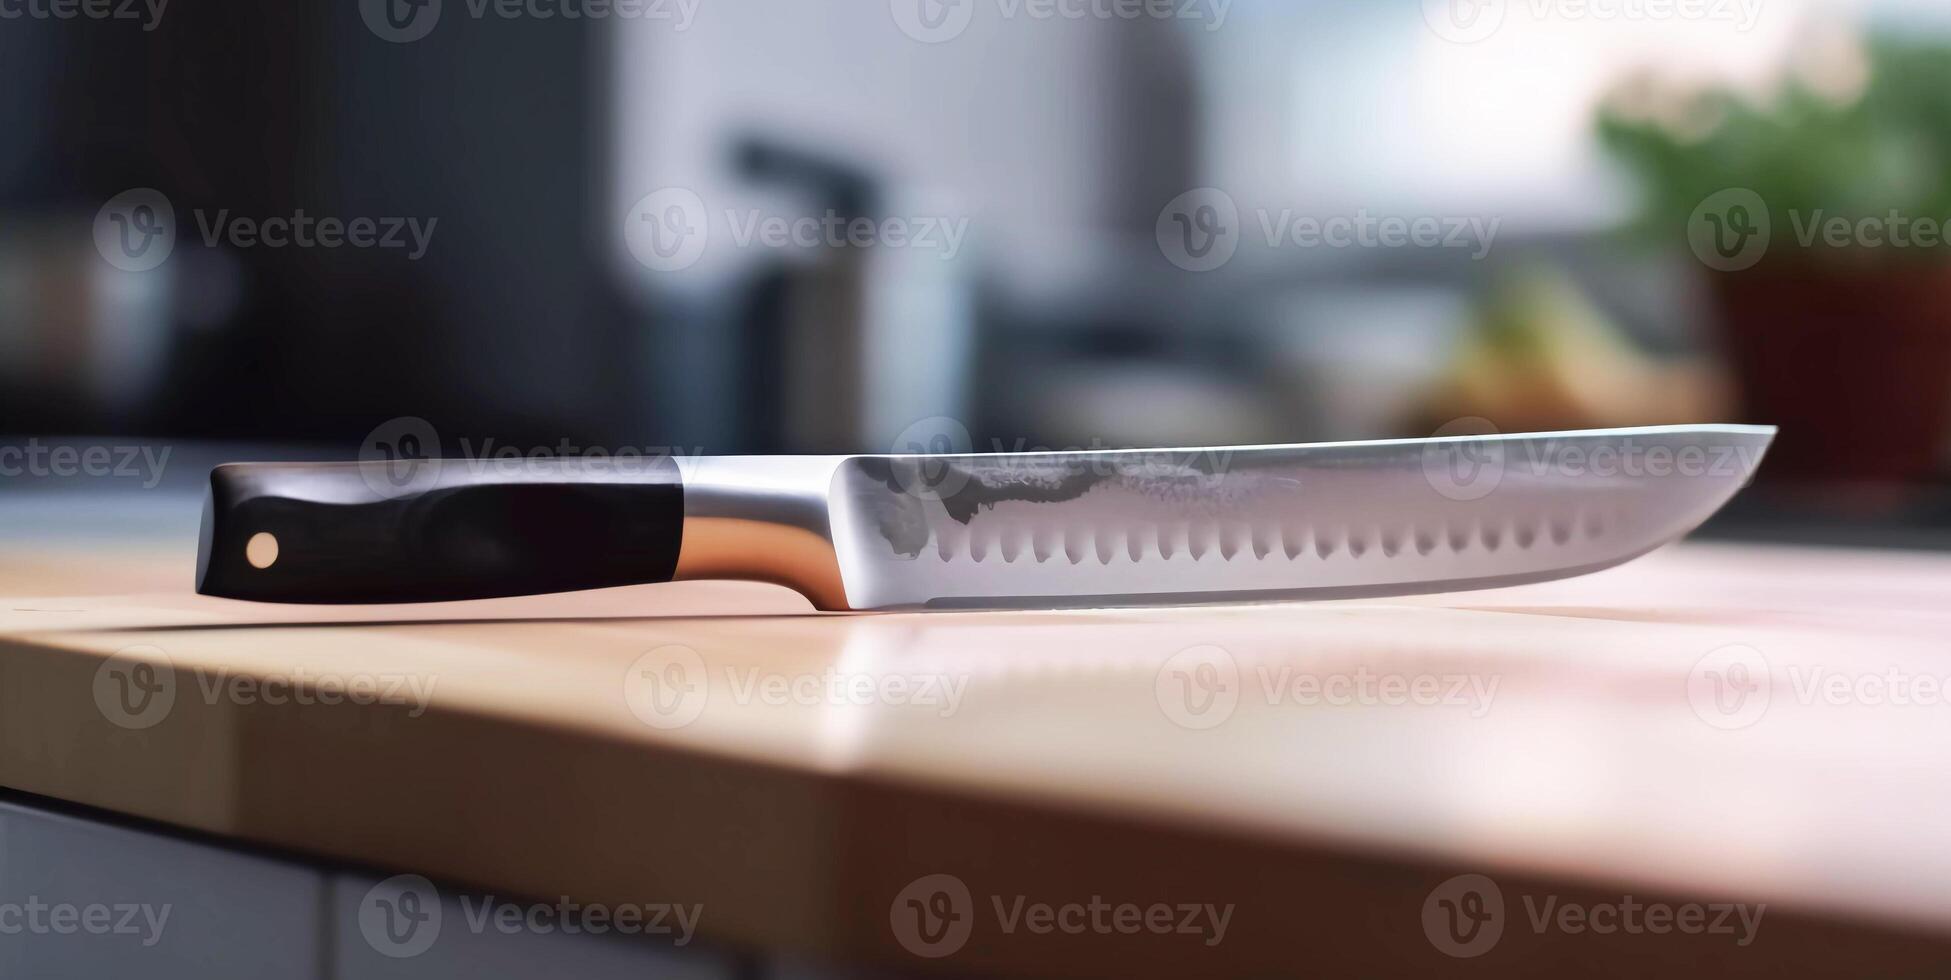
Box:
xmin=195 ymin=457 xmax=683 ymax=604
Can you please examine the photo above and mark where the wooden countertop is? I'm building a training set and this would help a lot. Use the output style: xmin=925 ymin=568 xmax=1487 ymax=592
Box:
xmin=4 ymin=508 xmax=1951 ymax=975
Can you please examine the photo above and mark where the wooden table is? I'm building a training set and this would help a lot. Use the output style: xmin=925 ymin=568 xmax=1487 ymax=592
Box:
xmin=3 ymin=491 xmax=1951 ymax=976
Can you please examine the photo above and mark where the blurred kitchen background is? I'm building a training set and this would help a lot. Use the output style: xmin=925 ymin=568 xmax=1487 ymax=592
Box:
xmin=5 ymin=0 xmax=1951 ymax=546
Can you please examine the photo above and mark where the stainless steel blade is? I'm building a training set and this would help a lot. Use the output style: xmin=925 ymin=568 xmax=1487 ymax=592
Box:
xmin=810 ymin=424 xmax=1775 ymax=610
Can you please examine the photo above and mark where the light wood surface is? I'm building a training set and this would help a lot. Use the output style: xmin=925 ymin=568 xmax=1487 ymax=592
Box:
xmin=3 ymin=526 xmax=1951 ymax=975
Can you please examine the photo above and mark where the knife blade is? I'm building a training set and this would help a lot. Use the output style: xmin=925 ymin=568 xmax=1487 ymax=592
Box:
xmin=195 ymin=424 xmax=1774 ymax=611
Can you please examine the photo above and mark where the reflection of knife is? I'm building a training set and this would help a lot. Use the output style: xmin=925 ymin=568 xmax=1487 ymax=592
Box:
xmin=196 ymin=424 xmax=1774 ymax=611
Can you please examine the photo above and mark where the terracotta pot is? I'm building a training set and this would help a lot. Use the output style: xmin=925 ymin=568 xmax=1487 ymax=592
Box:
xmin=1707 ymin=262 xmax=1951 ymax=483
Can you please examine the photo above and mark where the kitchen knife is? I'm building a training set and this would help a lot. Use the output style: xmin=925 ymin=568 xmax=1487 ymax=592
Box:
xmin=195 ymin=424 xmax=1774 ymax=611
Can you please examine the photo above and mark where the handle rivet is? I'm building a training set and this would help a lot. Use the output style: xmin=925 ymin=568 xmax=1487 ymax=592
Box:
xmin=246 ymin=532 xmax=280 ymax=569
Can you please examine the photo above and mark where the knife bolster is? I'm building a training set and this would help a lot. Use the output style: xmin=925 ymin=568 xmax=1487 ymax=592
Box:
xmin=671 ymin=456 xmax=851 ymax=611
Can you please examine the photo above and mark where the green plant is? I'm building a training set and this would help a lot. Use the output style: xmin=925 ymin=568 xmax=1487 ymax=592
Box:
xmin=1599 ymin=37 xmax=1951 ymax=260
